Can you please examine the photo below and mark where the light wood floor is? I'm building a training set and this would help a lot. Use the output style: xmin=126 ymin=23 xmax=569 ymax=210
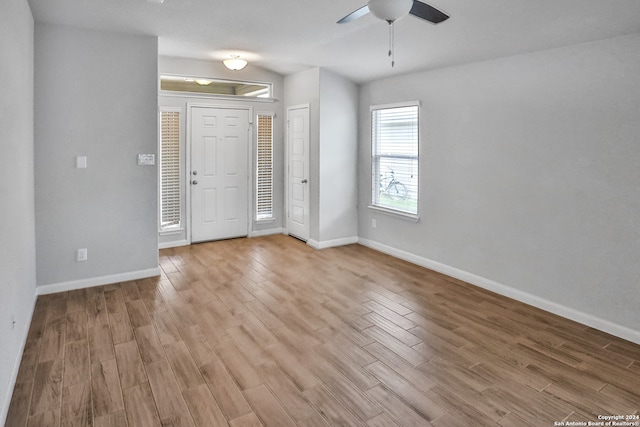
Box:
xmin=7 ymin=235 xmax=640 ymax=426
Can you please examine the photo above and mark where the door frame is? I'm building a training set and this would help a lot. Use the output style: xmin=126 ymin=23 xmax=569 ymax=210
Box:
xmin=186 ymin=103 xmax=253 ymax=244
xmin=285 ymin=104 xmax=310 ymax=241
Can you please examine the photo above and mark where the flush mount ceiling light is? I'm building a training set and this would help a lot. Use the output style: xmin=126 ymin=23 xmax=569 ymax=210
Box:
xmin=223 ymin=55 xmax=248 ymax=71
xmin=195 ymin=79 xmax=213 ymax=85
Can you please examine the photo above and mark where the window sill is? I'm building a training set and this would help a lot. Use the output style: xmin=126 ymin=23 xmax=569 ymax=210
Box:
xmin=256 ymin=217 xmax=276 ymax=223
xmin=159 ymin=228 xmax=184 ymax=236
xmin=368 ymin=205 xmax=419 ymax=223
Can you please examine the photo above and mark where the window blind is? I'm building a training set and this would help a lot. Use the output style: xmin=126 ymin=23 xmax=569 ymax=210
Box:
xmin=160 ymin=111 xmax=181 ymax=229
xmin=256 ymin=114 xmax=274 ymax=220
xmin=371 ymin=104 xmax=419 ymax=215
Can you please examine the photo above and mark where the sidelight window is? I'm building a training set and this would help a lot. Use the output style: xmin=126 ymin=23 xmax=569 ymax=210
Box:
xmin=159 ymin=109 xmax=181 ymax=230
xmin=256 ymin=113 xmax=274 ymax=220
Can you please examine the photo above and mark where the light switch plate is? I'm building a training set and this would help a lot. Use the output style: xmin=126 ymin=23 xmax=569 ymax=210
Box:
xmin=76 ymin=248 xmax=88 ymax=262
xmin=137 ymin=154 xmax=155 ymax=166
xmin=76 ymin=156 xmax=87 ymax=169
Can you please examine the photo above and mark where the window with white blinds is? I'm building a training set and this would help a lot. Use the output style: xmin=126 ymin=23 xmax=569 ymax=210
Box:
xmin=256 ymin=114 xmax=274 ymax=220
xmin=160 ymin=110 xmax=181 ymax=229
xmin=371 ymin=103 xmax=419 ymax=216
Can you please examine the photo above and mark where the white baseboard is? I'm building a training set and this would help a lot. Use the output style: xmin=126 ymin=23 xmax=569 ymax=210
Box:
xmin=308 ymin=236 xmax=359 ymax=250
xmin=159 ymin=239 xmax=190 ymax=249
xmin=36 ymin=267 xmax=161 ymax=296
xmin=1 ymin=289 xmax=37 ymax=426
xmin=358 ymin=238 xmax=640 ymax=345
xmin=249 ymin=227 xmax=285 ymax=238
xmin=307 ymin=239 xmax=321 ymax=249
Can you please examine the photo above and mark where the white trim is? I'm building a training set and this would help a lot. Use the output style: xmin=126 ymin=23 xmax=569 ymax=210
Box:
xmin=370 ymin=100 xmax=421 ymax=112
xmin=247 ymin=111 xmax=255 ymax=237
xmin=185 ymin=104 xmax=193 ymax=245
xmin=308 ymin=236 xmax=359 ymax=250
xmin=36 ymin=268 xmax=161 ymax=296
xmin=159 ymin=239 xmax=190 ymax=249
xmin=160 ymin=92 xmax=277 ymax=103
xmin=256 ymin=111 xmax=276 ymax=118
xmin=159 ymin=228 xmax=184 ymax=237
xmin=285 ymin=104 xmax=311 ymax=242
xmin=255 ymin=218 xmax=277 ymax=224
xmin=1 ymin=289 xmax=37 ymax=426
xmin=368 ymin=205 xmax=419 ymax=222
xmin=358 ymin=238 xmax=640 ymax=345
xmin=249 ymin=227 xmax=285 ymax=238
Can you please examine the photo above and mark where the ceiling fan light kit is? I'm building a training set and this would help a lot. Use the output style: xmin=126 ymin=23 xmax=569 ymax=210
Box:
xmin=368 ymin=0 xmax=413 ymax=22
xmin=338 ymin=0 xmax=449 ymax=68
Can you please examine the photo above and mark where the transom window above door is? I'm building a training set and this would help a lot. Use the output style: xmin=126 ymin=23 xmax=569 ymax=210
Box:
xmin=160 ymin=75 xmax=272 ymax=98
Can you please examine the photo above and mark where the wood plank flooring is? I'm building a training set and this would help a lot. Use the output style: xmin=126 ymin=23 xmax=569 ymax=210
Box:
xmin=7 ymin=235 xmax=640 ymax=426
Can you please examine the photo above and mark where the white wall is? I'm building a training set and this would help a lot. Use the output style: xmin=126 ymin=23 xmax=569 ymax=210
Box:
xmin=359 ymin=34 xmax=640 ymax=342
xmin=0 ymin=0 xmax=37 ymax=422
xmin=318 ymin=69 xmax=359 ymax=245
xmin=158 ymin=56 xmax=285 ymax=247
xmin=284 ymin=68 xmax=359 ymax=247
xmin=35 ymin=24 xmax=160 ymax=291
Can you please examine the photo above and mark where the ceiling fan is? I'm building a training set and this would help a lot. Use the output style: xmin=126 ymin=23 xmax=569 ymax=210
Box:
xmin=338 ymin=0 xmax=449 ymax=67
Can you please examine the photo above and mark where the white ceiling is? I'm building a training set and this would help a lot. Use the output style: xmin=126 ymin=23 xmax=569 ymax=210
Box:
xmin=27 ymin=0 xmax=640 ymax=83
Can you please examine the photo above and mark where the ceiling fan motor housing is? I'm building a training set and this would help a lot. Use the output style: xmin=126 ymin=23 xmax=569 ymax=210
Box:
xmin=368 ymin=0 xmax=414 ymax=22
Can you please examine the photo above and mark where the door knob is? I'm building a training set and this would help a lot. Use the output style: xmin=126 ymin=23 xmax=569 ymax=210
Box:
xmin=301 ymin=179 xmax=308 ymax=184
xmin=192 ymin=171 xmax=198 ymax=176
xmin=192 ymin=180 xmax=198 ymax=185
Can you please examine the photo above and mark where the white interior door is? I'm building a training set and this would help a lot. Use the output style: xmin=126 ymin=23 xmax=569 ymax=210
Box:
xmin=287 ymin=105 xmax=310 ymax=241
xmin=191 ymin=106 xmax=249 ymax=242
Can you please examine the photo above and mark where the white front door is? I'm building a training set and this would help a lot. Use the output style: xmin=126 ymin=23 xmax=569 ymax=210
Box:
xmin=287 ymin=105 xmax=310 ymax=241
xmin=190 ymin=106 xmax=249 ymax=243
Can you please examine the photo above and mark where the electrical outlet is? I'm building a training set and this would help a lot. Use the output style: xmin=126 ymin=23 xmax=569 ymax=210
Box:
xmin=77 ymin=248 xmax=88 ymax=262
xmin=372 ymin=219 xmax=377 ymax=229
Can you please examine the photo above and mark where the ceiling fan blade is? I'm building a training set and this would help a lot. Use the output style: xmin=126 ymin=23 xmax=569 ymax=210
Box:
xmin=337 ymin=5 xmax=370 ymax=24
xmin=409 ymin=0 xmax=449 ymax=24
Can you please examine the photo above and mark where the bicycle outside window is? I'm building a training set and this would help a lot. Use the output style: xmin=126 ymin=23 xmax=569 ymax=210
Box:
xmin=371 ymin=102 xmax=420 ymax=217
